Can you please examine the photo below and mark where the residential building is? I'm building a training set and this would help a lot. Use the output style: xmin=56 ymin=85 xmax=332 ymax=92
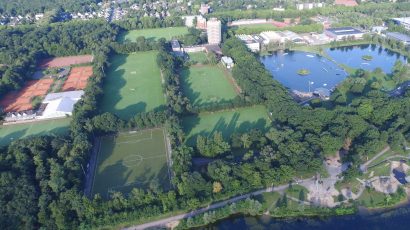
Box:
xmin=207 ymin=18 xmax=221 ymax=44
xmin=325 ymin=27 xmax=364 ymax=41
xmin=199 ymin=3 xmax=210 ymax=15
xmin=296 ymin=2 xmax=324 ymax=10
xmin=197 ymin=16 xmax=207 ymax=30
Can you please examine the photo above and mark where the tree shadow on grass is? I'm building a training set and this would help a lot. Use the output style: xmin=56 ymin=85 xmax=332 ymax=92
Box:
xmin=0 ymin=128 xmax=28 ymax=147
xmin=184 ymin=112 xmax=269 ymax=146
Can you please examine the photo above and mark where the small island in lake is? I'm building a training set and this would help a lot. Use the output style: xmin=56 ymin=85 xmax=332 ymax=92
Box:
xmin=297 ymin=69 xmax=310 ymax=76
xmin=362 ymin=55 xmax=373 ymax=61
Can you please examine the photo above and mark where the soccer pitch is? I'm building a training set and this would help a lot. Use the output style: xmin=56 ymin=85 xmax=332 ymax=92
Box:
xmin=119 ymin=27 xmax=189 ymax=42
xmin=0 ymin=118 xmax=70 ymax=146
xmin=182 ymin=105 xmax=271 ymax=146
xmin=91 ymin=128 xmax=171 ymax=198
xmin=181 ymin=65 xmax=238 ymax=107
xmin=100 ymin=51 xmax=166 ymax=120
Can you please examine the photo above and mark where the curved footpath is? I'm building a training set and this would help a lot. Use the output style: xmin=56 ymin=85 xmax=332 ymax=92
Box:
xmin=126 ymin=146 xmax=402 ymax=229
xmin=124 ymin=179 xmax=314 ymax=230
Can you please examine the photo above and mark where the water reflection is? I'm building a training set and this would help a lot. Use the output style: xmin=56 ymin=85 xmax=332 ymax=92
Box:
xmin=327 ymin=44 xmax=407 ymax=73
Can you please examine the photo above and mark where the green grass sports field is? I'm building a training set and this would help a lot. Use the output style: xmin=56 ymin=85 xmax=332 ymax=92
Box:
xmin=188 ymin=52 xmax=208 ymax=63
xmin=119 ymin=27 xmax=189 ymax=42
xmin=181 ymin=65 xmax=238 ymax=107
xmin=100 ymin=51 xmax=166 ymax=120
xmin=91 ymin=128 xmax=171 ymax=198
xmin=0 ymin=118 xmax=70 ymax=146
xmin=182 ymin=105 xmax=271 ymax=145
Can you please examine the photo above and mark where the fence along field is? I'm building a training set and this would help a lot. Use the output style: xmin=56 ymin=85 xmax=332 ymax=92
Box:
xmin=100 ymin=51 xmax=166 ymax=120
xmin=91 ymin=128 xmax=171 ymax=199
xmin=182 ymin=105 xmax=271 ymax=146
xmin=38 ymin=55 xmax=94 ymax=68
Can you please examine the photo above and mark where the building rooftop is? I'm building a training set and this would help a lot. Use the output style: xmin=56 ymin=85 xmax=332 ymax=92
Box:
xmin=43 ymin=90 xmax=84 ymax=103
xmin=326 ymin=27 xmax=363 ymax=35
xmin=386 ymin=32 xmax=410 ymax=43
xmin=221 ymin=56 xmax=233 ymax=65
xmin=171 ymin=39 xmax=181 ymax=49
xmin=392 ymin=17 xmax=410 ymax=25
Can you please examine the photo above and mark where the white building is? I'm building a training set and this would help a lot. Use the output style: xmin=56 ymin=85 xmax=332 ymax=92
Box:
xmin=221 ymin=56 xmax=234 ymax=69
xmin=392 ymin=17 xmax=410 ymax=31
xmin=260 ymin=31 xmax=286 ymax=44
xmin=325 ymin=27 xmax=364 ymax=41
xmin=296 ymin=2 xmax=324 ymax=10
xmin=207 ymin=18 xmax=221 ymax=44
xmin=38 ymin=90 xmax=84 ymax=119
xmin=236 ymin=34 xmax=262 ymax=52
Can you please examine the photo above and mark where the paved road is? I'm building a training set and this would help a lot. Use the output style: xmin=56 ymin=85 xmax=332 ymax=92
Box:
xmin=124 ymin=179 xmax=315 ymax=230
xmin=360 ymin=146 xmax=390 ymax=172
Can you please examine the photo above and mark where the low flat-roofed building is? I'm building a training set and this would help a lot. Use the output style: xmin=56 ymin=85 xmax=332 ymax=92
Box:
xmin=38 ymin=90 xmax=84 ymax=119
xmin=392 ymin=17 xmax=410 ymax=31
xmin=260 ymin=31 xmax=285 ymax=44
xmin=386 ymin=32 xmax=410 ymax=46
xmin=325 ymin=27 xmax=364 ymax=41
xmin=372 ymin=26 xmax=388 ymax=34
xmin=171 ymin=39 xmax=184 ymax=56
xmin=236 ymin=34 xmax=262 ymax=52
xmin=221 ymin=56 xmax=234 ymax=69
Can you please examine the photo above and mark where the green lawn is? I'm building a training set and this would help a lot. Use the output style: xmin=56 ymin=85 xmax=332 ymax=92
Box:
xmin=188 ymin=52 xmax=208 ymax=63
xmin=182 ymin=105 xmax=271 ymax=145
xmin=181 ymin=65 xmax=238 ymax=107
xmin=100 ymin=51 xmax=166 ymax=120
xmin=0 ymin=119 xmax=70 ymax=146
xmin=91 ymin=128 xmax=170 ymax=199
xmin=286 ymin=185 xmax=309 ymax=201
xmin=255 ymin=192 xmax=281 ymax=210
xmin=357 ymin=188 xmax=387 ymax=207
xmin=119 ymin=27 xmax=189 ymax=42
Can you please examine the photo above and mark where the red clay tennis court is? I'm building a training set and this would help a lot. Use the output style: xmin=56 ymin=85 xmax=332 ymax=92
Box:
xmin=38 ymin=55 xmax=94 ymax=69
xmin=0 ymin=78 xmax=54 ymax=112
xmin=61 ymin=66 xmax=94 ymax=91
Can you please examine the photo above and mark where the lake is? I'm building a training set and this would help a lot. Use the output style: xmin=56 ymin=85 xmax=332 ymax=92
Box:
xmin=209 ymin=205 xmax=410 ymax=230
xmin=260 ymin=51 xmax=348 ymax=93
xmin=326 ymin=44 xmax=407 ymax=74
xmin=260 ymin=45 xmax=407 ymax=94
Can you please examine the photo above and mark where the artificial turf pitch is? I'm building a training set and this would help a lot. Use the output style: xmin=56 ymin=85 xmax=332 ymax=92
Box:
xmin=100 ymin=51 xmax=166 ymax=120
xmin=181 ymin=65 xmax=238 ymax=107
xmin=0 ymin=118 xmax=70 ymax=146
xmin=119 ymin=27 xmax=189 ymax=42
xmin=182 ymin=105 xmax=271 ymax=146
xmin=91 ymin=128 xmax=171 ymax=198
